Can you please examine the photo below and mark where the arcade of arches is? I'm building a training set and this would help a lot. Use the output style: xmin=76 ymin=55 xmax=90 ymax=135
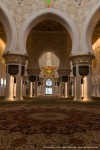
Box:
xmin=0 ymin=1 xmax=100 ymax=101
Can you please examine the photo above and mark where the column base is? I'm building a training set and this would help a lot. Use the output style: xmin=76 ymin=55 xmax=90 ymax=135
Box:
xmin=4 ymin=97 xmax=15 ymax=101
xmin=65 ymin=96 xmax=70 ymax=98
xmin=74 ymin=98 xmax=82 ymax=101
xmin=83 ymin=98 xmax=92 ymax=102
xmin=28 ymin=96 xmax=33 ymax=97
xmin=28 ymin=96 xmax=34 ymax=98
xmin=15 ymin=97 xmax=23 ymax=101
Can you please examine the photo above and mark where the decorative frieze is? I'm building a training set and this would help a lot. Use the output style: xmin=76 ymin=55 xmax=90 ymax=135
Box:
xmin=3 ymin=53 xmax=28 ymax=65
xmin=70 ymin=54 xmax=95 ymax=65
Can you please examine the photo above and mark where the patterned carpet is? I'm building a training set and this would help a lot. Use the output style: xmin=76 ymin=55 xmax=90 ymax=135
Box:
xmin=0 ymin=100 xmax=100 ymax=150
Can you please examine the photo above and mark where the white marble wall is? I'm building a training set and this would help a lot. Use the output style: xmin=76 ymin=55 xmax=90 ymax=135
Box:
xmin=1 ymin=0 xmax=99 ymax=33
xmin=0 ymin=0 xmax=100 ymax=98
xmin=92 ymin=38 xmax=100 ymax=97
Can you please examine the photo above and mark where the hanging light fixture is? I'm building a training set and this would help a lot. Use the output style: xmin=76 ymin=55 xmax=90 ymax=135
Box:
xmin=42 ymin=66 xmax=56 ymax=77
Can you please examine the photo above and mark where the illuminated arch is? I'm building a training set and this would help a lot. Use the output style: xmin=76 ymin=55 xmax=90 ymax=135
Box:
xmin=81 ymin=2 xmax=100 ymax=54
xmin=0 ymin=1 xmax=17 ymax=52
xmin=19 ymin=8 xmax=79 ymax=55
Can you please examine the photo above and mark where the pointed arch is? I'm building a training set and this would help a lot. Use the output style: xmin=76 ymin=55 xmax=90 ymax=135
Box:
xmin=81 ymin=2 xmax=100 ymax=54
xmin=19 ymin=8 xmax=79 ymax=55
xmin=0 ymin=1 xmax=17 ymax=52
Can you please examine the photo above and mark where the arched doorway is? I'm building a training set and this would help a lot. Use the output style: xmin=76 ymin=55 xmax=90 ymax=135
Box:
xmin=80 ymin=3 xmax=100 ymax=101
xmin=81 ymin=2 xmax=100 ymax=54
xmin=25 ymin=16 xmax=73 ymax=98
xmin=19 ymin=8 xmax=80 ymax=99
xmin=0 ymin=1 xmax=17 ymax=52
xmin=92 ymin=20 xmax=100 ymax=97
xmin=19 ymin=8 xmax=79 ymax=55
xmin=38 ymin=51 xmax=60 ymax=96
xmin=0 ymin=1 xmax=17 ymax=100
xmin=45 ymin=78 xmax=53 ymax=95
xmin=0 ymin=21 xmax=6 ymax=97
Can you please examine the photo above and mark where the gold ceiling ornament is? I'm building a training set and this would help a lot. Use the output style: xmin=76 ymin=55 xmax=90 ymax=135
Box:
xmin=42 ymin=66 xmax=56 ymax=77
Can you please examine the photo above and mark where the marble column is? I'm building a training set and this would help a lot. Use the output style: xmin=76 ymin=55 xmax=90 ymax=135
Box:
xmin=23 ymin=80 xmax=26 ymax=96
xmin=94 ymin=85 xmax=96 ymax=97
xmin=65 ymin=82 xmax=69 ymax=97
xmin=58 ymin=85 xmax=60 ymax=97
xmin=29 ymin=81 xmax=33 ymax=97
xmin=93 ymin=81 xmax=97 ymax=97
xmin=0 ymin=79 xmax=3 ymax=96
xmin=41 ymin=82 xmax=43 ymax=96
xmin=5 ymin=66 xmax=14 ymax=100
xmin=55 ymin=82 xmax=58 ymax=96
xmin=37 ymin=82 xmax=41 ymax=96
xmin=83 ymin=66 xmax=92 ymax=101
xmin=13 ymin=83 xmax=16 ymax=98
xmin=3 ymin=53 xmax=28 ymax=101
xmin=98 ymin=79 xmax=100 ymax=97
xmin=93 ymin=85 xmax=95 ymax=97
xmin=34 ymin=76 xmax=38 ymax=97
xmin=59 ymin=76 xmax=63 ymax=97
xmin=74 ymin=65 xmax=81 ymax=101
xmin=96 ymin=83 xmax=100 ymax=97
xmin=0 ymin=82 xmax=1 ymax=96
xmin=32 ymin=82 xmax=35 ymax=97
xmin=73 ymin=76 xmax=76 ymax=99
xmin=71 ymin=81 xmax=74 ymax=96
xmin=15 ymin=65 xmax=23 ymax=100
xmin=81 ymin=83 xmax=84 ymax=98
xmin=70 ymin=54 xmax=94 ymax=102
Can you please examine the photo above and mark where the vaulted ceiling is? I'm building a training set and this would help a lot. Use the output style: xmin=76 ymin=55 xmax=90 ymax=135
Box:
xmin=32 ymin=20 xmax=66 ymax=32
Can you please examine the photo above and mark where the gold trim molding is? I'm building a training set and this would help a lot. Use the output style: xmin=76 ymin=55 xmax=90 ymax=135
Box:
xmin=3 ymin=53 xmax=28 ymax=65
xmin=70 ymin=54 xmax=95 ymax=65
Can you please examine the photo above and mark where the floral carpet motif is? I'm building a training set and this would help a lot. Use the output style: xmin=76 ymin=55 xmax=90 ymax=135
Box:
xmin=0 ymin=103 xmax=100 ymax=150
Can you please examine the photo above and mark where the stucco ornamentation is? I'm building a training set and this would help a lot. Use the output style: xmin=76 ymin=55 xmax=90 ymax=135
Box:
xmin=3 ymin=53 xmax=28 ymax=65
xmin=70 ymin=54 xmax=95 ymax=65
xmin=1 ymin=0 xmax=99 ymax=32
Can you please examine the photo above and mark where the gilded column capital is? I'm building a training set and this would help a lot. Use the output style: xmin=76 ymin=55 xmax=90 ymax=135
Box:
xmin=70 ymin=54 xmax=95 ymax=65
xmin=3 ymin=53 xmax=28 ymax=65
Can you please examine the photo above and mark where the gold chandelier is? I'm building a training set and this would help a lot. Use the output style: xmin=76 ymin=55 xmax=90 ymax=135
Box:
xmin=42 ymin=66 xmax=56 ymax=77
